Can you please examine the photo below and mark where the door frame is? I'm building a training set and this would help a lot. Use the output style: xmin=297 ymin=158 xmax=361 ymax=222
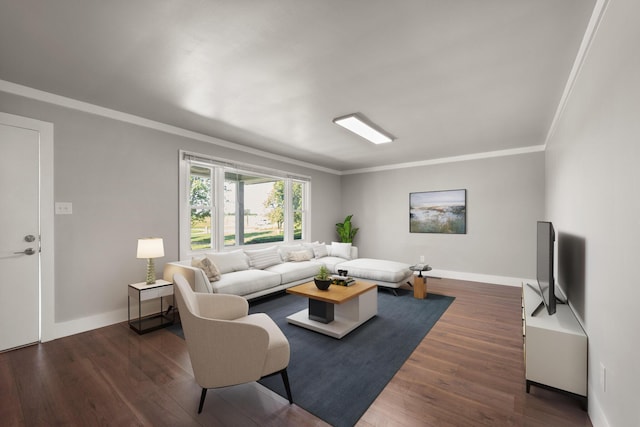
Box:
xmin=0 ymin=112 xmax=54 ymax=343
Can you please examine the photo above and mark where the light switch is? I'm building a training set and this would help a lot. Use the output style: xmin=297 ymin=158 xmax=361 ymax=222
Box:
xmin=55 ymin=202 xmax=73 ymax=215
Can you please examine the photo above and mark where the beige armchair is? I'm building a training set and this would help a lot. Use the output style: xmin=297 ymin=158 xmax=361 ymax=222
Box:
xmin=172 ymin=273 xmax=293 ymax=413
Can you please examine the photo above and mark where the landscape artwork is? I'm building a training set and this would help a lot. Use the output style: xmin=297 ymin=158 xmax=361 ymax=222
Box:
xmin=410 ymin=189 xmax=466 ymax=234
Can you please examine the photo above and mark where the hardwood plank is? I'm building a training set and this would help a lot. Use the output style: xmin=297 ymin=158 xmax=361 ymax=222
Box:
xmin=0 ymin=278 xmax=591 ymax=426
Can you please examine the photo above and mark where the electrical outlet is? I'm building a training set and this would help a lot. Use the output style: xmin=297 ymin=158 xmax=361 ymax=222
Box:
xmin=55 ymin=202 xmax=73 ymax=215
xmin=600 ymin=363 xmax=606 ymax=392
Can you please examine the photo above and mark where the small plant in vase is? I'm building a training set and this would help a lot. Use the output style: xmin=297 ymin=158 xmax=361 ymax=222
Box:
xmin=314 ymin=265 xmax=332 ymax=290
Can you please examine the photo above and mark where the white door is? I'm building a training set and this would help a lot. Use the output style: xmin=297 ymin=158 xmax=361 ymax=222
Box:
xmin=0 ymin=122 xmax=40 ymax=351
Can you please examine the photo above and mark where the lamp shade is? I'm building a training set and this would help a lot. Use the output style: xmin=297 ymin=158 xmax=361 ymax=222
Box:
xmin=136 ymin=238 xmax=164 ymax=259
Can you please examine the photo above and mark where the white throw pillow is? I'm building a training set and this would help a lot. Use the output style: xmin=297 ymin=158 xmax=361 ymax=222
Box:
xmin=278 ymin=244 xmax=305 ymax=261
xmin=191 ymin=257 xmax=221 ymax=282
xmin=207 ymin=250 xmax=249 ymax=274
xmin=331 ymin=242 xmax=352 ymax=260
xmin=289 ymin=250 xmax=312 ymax=262
xmin=308 ymin=242 xmax=328 ymax=258
xmin=244 ymin=246 xmax=283 ymax=270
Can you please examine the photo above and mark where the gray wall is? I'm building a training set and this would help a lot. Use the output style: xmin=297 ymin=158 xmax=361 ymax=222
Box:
xmin=341 ymin=152 xmax=545 ymax=281
xmin=545 ymin=0 xmax=640 ymax=425
xmin=0 ymin=92 xmax=341 ymax=325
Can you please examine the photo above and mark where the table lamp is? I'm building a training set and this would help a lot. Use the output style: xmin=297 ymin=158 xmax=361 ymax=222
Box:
xmin=136 ymin=237 xmax=164 ymax=284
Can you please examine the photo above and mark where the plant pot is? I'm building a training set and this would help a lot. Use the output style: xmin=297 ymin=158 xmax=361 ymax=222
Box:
xmin=314 ymin=278 xmax=332 ymax=290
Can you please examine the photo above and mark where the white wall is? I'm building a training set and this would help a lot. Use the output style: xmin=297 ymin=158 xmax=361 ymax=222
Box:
xmin=545 ymin=0 xmax=640 ymax=425
xmin=341 ymin=151 xmax=545 ymax=283
xmin=0 ymin=91 xmax=341 ymax=335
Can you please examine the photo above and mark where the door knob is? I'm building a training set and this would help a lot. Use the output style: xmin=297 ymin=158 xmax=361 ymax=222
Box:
xmin=14 ymin=248 xmax=36 ymax=255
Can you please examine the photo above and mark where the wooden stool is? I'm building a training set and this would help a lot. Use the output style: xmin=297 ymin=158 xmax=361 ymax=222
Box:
xmin=413 ymin=274 xmax=427 ymax=299
xmin=410 ymin=265 xmax=431 ymax=299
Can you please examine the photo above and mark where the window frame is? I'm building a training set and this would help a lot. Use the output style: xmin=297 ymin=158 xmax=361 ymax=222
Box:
xmin=179 ymin=150 xmax=311 ymax=259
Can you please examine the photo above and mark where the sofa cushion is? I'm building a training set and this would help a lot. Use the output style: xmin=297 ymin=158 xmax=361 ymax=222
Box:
xmin=207 ymin=250 xmax=250 ymax=274
xmin=191 ymin=256 xmax=221 ymax=282
xmin=210 ymin=269 xmax=282 ymax=296
xmin=244 ymin=246 xmax=282 ymax=269
xmin=331 ymin=242 xmax=352 ymax=260
xmin=265 ymin=261 xmax=320 ymax=283
xmin=314 ymin=256 xmax=350 ymax=274
xmin=289 ymin=250 xmax=312 ymax=262
xmin=307 ymin=242 xmax=328 ymax=258
xmin=278 ymin=244 xmax=313 ymax=262
xmin=336 ymin=258 xmax=413 ymax=283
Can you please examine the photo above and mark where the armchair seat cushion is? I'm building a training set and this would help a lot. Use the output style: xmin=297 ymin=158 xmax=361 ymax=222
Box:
xmin=236 ymin=313 xmax=290 ymax=376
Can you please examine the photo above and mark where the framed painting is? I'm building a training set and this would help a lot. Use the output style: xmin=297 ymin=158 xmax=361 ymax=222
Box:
xmin=410 ymin=189 xmax=466 ymax=234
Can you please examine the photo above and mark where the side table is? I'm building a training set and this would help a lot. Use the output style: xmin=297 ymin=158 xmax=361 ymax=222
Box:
xmin=128 ymin=279 xmax=175 ymax=334
xmin=410 ymin=265 xmax=432 ymax=299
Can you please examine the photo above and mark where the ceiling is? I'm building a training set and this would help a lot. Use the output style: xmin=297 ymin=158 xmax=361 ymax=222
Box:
xmin=0 ymin=0 xmax=596 ymax=172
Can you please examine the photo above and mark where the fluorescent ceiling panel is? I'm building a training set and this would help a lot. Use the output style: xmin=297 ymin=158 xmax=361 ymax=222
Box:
xmin=333 ymin=114 xmax=394 ymax=144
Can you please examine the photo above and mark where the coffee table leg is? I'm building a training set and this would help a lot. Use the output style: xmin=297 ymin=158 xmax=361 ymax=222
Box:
xmin=308 ymin=299 xmax=334 ymax=323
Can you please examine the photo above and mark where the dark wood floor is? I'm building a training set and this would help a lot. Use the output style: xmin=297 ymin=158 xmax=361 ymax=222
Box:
xmin=0 ymin=278 xmax=592 ymax=426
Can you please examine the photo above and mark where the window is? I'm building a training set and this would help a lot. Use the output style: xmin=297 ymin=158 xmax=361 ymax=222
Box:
xmin=189 ymin=165 xmax=213 ymax=251
xmin=180 ymin=152 xmax=309 ymax=258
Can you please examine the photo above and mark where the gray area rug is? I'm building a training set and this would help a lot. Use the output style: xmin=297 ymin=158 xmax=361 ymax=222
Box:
xmin=249 ymin=288 xmax=454 ymax=427
xmin=168 ymin=288 xmax=453 ymax=426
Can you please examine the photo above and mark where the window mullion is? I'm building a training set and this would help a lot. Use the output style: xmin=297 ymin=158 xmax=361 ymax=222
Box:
xmin=284 ymin=180 xmax=292 ymax=242
xmin=214 ymin=168 xmax=225 ymax=251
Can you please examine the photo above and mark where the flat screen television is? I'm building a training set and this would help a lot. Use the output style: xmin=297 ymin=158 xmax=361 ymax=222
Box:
xmin=535 ymin=221 xmax=556 ymax=315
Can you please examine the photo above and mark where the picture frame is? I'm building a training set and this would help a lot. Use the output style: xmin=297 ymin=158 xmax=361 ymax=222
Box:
xmin=410 ymin=189 xmax=467 ymax=234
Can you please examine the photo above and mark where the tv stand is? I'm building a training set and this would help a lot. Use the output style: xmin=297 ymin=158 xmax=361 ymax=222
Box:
xmin=526 ymin=283 xmax=567 ymax=317
xmin=530 ymin=300 xmax=545 ymax=317
xmin=522 ymin=283 xmax=587 ymax=407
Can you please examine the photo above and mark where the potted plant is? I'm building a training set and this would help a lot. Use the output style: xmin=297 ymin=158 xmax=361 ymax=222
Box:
xmin=314 ymin=265 xmax=332 ymax=290
xmin=336 ymin=214 xmax=359 ymax=243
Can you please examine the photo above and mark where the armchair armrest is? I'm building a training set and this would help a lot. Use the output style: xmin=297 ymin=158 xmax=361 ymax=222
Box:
xmin=195 ymin=293 xmax=249 ymax=320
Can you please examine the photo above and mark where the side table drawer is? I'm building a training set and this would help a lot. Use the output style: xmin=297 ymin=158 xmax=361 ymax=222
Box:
xmin=139 ymin=285 xmax=173 ymax=301
xmin=128 ymin=284 xmax=174 ymax=301
xmin=157 ymin=284 xmax=173 ymax=298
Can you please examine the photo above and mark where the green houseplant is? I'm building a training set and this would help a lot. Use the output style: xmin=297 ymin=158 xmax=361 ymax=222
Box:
xmin=336 ymin=214 xmax=359 ymax=243
xmin=314 ymin=265 xmax=332 ymax=290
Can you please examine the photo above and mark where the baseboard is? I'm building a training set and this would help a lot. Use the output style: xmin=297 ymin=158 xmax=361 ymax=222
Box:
xmin=43 ymin=308 xmax=128 ymax=342
xmin=587 ymin=386 xmax=611 ymax=427
xmin=42 ymin=270 xmax=525 ymax=342
xmin=426 ymin=269 xmax=527 ymax=287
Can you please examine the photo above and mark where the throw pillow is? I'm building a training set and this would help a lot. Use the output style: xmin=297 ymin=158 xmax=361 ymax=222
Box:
xmin=278 ymin=244 xmax=305 ymax=262
xmin=310 ymin=243 xmax=329 ymax=258
xmin=331 ymin=242 xmax=352 ymax=260
xmin=207 ymin=249 xmax=250 ymax=274
xmin=192 ymin=257 xmax=221 ymax=282
xmin=289 ymin=250 xmax=312 ymax=262
xmin=244 ymin=246 xmax=283 ymax=270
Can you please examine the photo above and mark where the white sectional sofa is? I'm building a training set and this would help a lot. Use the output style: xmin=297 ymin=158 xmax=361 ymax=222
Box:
xmin=163 ymin=242 xmax=413 ymax=300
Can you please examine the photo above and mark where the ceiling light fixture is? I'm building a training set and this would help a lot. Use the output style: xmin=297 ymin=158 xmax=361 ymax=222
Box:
xmin=332 ymin=113 xmax=395 ymax=144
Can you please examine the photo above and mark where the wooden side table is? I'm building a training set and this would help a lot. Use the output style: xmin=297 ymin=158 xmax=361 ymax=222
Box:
xmin=410 ymin=265 xmax=432 ymax=299
xmin=128 ymin=279 xmax=175 ymax=334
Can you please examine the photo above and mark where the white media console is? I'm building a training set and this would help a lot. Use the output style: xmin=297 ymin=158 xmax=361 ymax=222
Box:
xmin=522 ymin=282 xmax=587 ymax=405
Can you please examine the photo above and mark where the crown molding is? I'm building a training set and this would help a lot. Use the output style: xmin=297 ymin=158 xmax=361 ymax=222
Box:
xmin=2 ymin=79 xmax=548 ymax=177
xmin=544 ymin=0 xmax=611 ymax=146
xmin=341 ymin=145 xmax=545 ymax=175
xmin=0 ymin=79 xmax=341 ymax=175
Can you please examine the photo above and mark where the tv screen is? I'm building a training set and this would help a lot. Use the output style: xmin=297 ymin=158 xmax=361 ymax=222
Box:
xmin=536 ymin=221 xmax=556 ymax=315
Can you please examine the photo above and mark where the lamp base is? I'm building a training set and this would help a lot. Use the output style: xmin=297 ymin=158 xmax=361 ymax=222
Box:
xmin=146 ymin=258 xmax=156 ymax=285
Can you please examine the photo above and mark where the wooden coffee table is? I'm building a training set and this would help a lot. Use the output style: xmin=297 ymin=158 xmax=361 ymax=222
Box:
xmin=286 ymin=280 xmax=377 ymax=339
